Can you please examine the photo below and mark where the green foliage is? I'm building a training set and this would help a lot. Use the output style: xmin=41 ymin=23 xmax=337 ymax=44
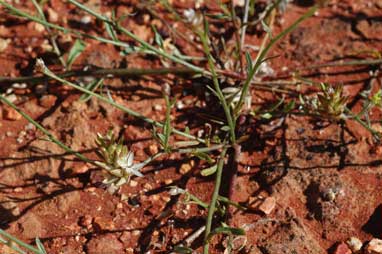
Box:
xmin=301 ymin=83 xmax=348 ymax=121
xmin=66 ymin=39 xmax=86 ymax=70
xmin=95 ymin=130 xmax=144 ymax=187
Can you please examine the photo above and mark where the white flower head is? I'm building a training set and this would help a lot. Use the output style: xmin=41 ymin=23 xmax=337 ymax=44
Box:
xmin=96 ymin=130 xmax=145 ymax=188
xmin=117 ymin=151 xmax=144 ymax=178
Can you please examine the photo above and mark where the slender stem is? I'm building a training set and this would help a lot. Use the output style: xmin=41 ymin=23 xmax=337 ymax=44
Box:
xmin=66 ymin=0 xmax=206 ymax=74
xmin=31 ymin=0 xmax=66 ymax=67
xmin=0 ymin=230 xmax=41 ymax=254
xmin=0 ymin=67 xmax=198 ymax=84
xmin=35 ymin=60 xmax=205 ymax=143
xmin=203 ymin=147 xmax=227 ymax=254
xmin=240 ymin=0 xmax=250 ymax=48
xmin=230 ymin=0 xmax=244 ymax=72
xmin=235 ymin=4 xmax=318 ymax=114
xmin=0 ymin=1 xmax=204 ymax=73
xmin=199 ymin=33 xmax=236 ymax=144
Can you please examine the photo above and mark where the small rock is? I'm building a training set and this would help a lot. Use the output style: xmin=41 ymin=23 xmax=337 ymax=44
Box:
xmin=333 ymin=242 xmax=351 ymax=254
xmin=78 ymin=215 xmax=93 ymax=230
xmin=346 ymin=237 xmax=363 ymax=253
xmin=143 ymin=183 xmax=152 ymax=190
xmin=80 ymin=15 xmax=92 ymax=25
xmin=1 ymin=201 xmax=20 ymax=216
xmin=3 ymin=107 xmax=22 ymax=121
xmin=47 ymin=8 xmax=59 ymax=22
xmin=34 ymin=22 xmax=45 ymax=32
xmin=164 ymin=179 xmax=173 ymax=185
xmin=0 ymin=38 xmax=10 ymax=52
xmin=179 ymin=160 xmax=195 ymax=174
xmin=93 ymin=217 xmax=115 ymax=232
xmin=34 ymin=84 xmax=47 ymax=95
xmin=153 ymin=104 xmax=163 ymax=111
xmin=367 ymin=239 xmax=382 ymax=254
xmin=86 ymin=234 xmax=124 ymax=254
xmin=258 ymin=196 xmax=276 ymax=215
xmin=72 ymin=163 xmax=90 ymax=174
xmin=129 ymin=180 xmax=138 ymax=187
xmin=39 ymin=94 xmax=57 ymax=108
xmin=148 ymin=143 xmax=159 ymax=155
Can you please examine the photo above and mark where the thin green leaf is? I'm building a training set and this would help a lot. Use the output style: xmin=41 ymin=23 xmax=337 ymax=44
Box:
xmin=207 ymin=226 xmax=245 ymax=241
xmin=245 ymin=51 xmax=253 ymax=74
xmin=79 ymin=78 xmax=104 ymax=102
xmin=201 ymin=164 xmax=217 ymax=176
xmin=105 ymin=22 xmax=118 ymax=42
xmin=35 ymin=238 xmax=47 ymax=254
xmin=173 ymin=245 xmax=193 ymax=254
xmin=67 ymin=39 xmax=86 ymax=70
xmin=220 ymin=125 xmax=230 ymax=132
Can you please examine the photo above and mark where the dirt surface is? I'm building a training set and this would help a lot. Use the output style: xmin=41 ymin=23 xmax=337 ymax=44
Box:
xmin=1 ymin=1 xmax=382 ymax=254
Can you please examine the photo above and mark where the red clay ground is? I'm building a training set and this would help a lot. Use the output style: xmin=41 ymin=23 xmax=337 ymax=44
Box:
xmin=1 ymin=0 xmax=382 ymax=253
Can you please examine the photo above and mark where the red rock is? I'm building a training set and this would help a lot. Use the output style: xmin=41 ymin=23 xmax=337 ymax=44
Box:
xmin=258 ymin=196 xmax=276 ymax=215
xmin=86 ymin=234 xmax=124 ymax=254
xmin=367 ymin=239 xmax=382 ymax=254
xmin=3 ymin=107 xmax=22 ymax=121
xmin=333 ymin=242 xmax=351 ymax=254
xmin=39 ymin=94 xmax=57 ymax=108
xmin=93 ymin=217 xmax=115 ymax=232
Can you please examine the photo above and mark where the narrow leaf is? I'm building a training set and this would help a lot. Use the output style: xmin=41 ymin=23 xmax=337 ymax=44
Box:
xmin=67 ymin=39 xmax=86 ymax=70
xmin=201 ymin=164 xmax=217 ymax=176
xmin=207 ymin=226 xmax=245 ymax=241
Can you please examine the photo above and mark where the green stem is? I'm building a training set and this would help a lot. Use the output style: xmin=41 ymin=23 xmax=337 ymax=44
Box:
xmin=203 ymin=147 xmax=227 ymax=254
xmin=0 ymin=67 xmax=197 ymax=84
xmin=66 ymin=0 xmax=205 ymax=73
xmin=235 ymin=4 xmax=318 ymax=114
xmin=31 ymin=0 xmax=66 ymax=67
xmin=0 ymin=229 xmax=42 ymax=254
xmin=199 ymin=32 xmax=236 ymax=144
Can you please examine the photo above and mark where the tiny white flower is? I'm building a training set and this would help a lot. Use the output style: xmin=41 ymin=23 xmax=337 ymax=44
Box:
xmin=183 ymin=9 xmax=196 ymax=23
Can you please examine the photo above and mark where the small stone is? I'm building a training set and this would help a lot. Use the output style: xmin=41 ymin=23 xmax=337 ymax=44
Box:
xmin=93 ymin=217 xmax=115 ymax=232
xmin=346 ymin=237 xmax=363 ymax=253
xmin=0 ymin=38 xmax=10 ymax=52
xmin=47 ymin=8 xmax=58 ymax=22
xmin=39 ymin=94 xmax=57 ymax=108
xmin=1 ymin=201 xmax=20 ymax=216
xmin=333 ymin=242 xmax=351 ymax=254
xmin=143 ymin=183 xmax=152 ymax=190
xmin=132 ymin=230 xmax=141 ymax=236
xmin=3 ymin=107 xmax=22 ymax=121
xmin=72 ymin=163 xmax=90 ymax=174
xmin=179 ymin=160 xmax=194 ymax=174
xmin=13 ymin=187 xmax=23 ymax=192
xmin=129 ymin=180 xmax=138 ymax=187
xmin=148 ymin=143 xmax=159 ymax=155
xmin=86 ymin=234 xmax=124 ymax=254
xmin=119 ymin=231 xmax=132 ymax=243
xmin=153 ymin=104 xmax=163 ymax=111
xmin=34 ymin=84 xmax=47 ymax=95
xmin=164 ymin=179 xmax=173 ymax=185
xmin=78 ymin=215 xmax=93 ymax=230
xmin=80 ymin=16 xmax=92 ymax=24
xmin=258 ymin=196 xmax=276 ymax=215
xmin=367 ymin=239 xmax=382 ymax=254
xmin=131 ymin=95 xmax=140 ymax=102
xmin=34 ymin=23 xmax=45 ymax=32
